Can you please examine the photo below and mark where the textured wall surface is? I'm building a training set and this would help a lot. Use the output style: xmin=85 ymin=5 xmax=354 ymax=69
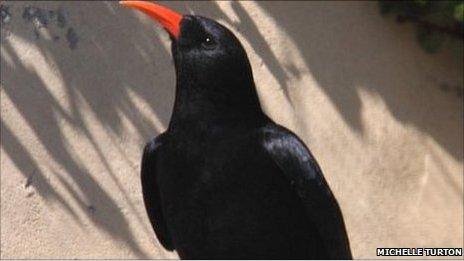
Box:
xmin=1 ymin=1 xmax=463 ymax=259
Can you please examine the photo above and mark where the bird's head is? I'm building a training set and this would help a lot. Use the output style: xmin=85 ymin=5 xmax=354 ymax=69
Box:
xmin=120 ymin=1 xmax=262 ymax=125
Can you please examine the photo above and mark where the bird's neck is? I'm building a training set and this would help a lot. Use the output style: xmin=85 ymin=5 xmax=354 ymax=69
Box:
xmin=168 ymin=77 xmax=266 ymax=134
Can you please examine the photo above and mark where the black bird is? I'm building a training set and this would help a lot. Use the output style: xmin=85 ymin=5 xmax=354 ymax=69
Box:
xmin=120 ymin=1 xmax=352 ymax=259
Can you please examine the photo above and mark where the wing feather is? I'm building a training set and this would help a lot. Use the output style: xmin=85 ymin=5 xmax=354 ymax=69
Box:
xmin=141 ymin=133 xmax=175 ymax=251
xmin=261 ymin=125 xmax=352 ymax=259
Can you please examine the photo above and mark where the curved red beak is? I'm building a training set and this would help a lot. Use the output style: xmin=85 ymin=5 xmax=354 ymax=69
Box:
xmin=119 ymin=1 xmax=182 ymax=39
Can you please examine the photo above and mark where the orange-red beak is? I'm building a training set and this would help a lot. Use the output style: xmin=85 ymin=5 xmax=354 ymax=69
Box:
xmin=119 ymin=1 xmax=182 ymax=39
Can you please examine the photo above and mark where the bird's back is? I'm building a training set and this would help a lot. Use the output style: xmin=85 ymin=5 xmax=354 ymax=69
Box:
xmin=155 ymin=123 xmax=329 ymax=259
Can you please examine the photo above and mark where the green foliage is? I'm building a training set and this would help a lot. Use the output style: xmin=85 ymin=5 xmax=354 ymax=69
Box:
xmin=455 ymin=2 xmax=464 ymax=22
xmin=379 ymin=0 xmax=464 ymax=53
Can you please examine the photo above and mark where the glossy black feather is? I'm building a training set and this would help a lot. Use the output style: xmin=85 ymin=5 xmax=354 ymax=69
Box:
xmin=262 ymin=125 xmax=352 ymax=259
xmin=141 ymin=134 xmax=175 ymax=251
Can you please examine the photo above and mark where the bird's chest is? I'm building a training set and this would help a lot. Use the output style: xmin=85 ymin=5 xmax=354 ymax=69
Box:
xmin=158 ymin=137 xmax=255 ymax=205
xmin=156 ymin=136 xmax=275 ymax=246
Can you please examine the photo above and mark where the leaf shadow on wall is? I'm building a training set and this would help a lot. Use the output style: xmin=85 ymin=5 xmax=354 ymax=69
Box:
xmin=250 ymin=1 xmax=463 ymax=163
xmin=1 ymin=1 xmax=178 ymax=258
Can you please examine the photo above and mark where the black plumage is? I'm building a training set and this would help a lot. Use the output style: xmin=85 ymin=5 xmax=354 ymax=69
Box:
xmin=139 ymin=13 xmax=352 ymax=260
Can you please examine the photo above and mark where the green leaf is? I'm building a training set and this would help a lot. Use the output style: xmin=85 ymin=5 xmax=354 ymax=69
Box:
xmin=454 ymin=2 xmax=464 ymax=22
xmin=416 ymin=26 xmax=445 ymax=53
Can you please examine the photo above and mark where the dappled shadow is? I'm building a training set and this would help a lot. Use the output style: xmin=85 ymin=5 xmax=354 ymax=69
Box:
xmin=1 ymin=1 xmax=178 ymax=258
xmin=253 ymin=1 xmax=463 ymax=162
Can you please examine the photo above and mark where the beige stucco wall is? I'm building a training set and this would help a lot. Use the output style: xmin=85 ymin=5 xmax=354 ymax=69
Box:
xmin=1 ymin=1 xmax=462 ymax=259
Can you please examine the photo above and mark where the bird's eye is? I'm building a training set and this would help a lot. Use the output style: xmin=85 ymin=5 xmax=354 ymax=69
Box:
xmin=201 ymin=36 xmax=216 ymax=49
